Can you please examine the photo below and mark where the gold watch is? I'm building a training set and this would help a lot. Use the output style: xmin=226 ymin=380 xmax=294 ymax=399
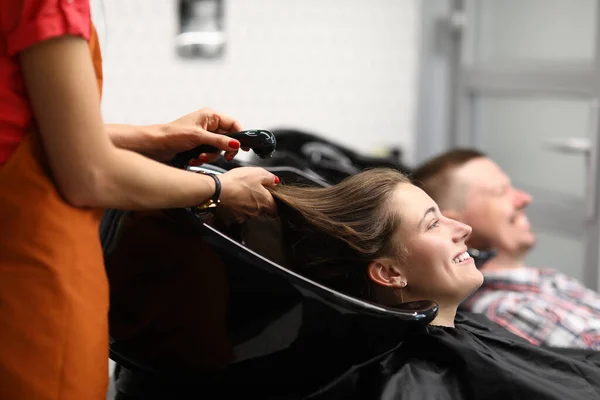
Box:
xmin=194 ymin=173 xmax=221 ymax=212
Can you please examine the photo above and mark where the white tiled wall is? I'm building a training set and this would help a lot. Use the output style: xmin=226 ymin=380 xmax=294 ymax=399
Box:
xmin=91 ymin=0 xmax=421 ymax=164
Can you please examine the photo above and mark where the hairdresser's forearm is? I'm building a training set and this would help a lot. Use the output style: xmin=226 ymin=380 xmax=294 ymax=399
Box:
xmin=106 ymin=123 xmax=162 ymax=157
xmin=92 ymin=147 xmax=216 ymax=210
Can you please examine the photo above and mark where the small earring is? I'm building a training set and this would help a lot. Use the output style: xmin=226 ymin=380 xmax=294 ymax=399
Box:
xmin=400 ymin=282 xmax=407 ymax=303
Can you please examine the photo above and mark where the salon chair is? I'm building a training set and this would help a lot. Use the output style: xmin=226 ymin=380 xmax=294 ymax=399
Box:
xmin=101 ymin=164 xmax=438 ymax=398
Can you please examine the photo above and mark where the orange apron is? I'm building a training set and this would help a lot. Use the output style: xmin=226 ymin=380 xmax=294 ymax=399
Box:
xmin=0 ymin=26 xmax=108 ymax=399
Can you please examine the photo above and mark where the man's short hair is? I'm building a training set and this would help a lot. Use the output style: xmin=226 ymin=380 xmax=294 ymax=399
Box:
xmin=411 ymin=148 xmax=486 ymax=210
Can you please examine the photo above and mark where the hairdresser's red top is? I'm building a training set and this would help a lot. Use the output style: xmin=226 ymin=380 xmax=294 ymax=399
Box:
xmin=0 ymin=0 xmax=92 ymax=165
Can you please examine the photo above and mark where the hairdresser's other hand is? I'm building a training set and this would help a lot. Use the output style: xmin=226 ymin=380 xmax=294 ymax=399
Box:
xmin=147 ymin=107 xmax=245 ymax=163
xmin=218 ymin=167 xmax=279 ymax=222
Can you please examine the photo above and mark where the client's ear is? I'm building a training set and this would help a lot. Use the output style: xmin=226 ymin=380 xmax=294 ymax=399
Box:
xmin=367 ymin=259 xmax=405 ymax=288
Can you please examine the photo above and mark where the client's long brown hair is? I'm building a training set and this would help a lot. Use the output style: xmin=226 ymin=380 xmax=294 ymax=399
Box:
xmin=270 ymin=168 xmax=409 ymax=299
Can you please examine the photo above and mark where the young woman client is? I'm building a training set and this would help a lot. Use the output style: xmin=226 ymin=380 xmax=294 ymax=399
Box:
xmin=270 ymin=168 xmax=600 ymax=400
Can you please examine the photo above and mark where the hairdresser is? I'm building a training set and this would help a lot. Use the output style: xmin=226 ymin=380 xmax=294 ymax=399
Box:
xmin=0 ymin=1 xmax=278 ymax=399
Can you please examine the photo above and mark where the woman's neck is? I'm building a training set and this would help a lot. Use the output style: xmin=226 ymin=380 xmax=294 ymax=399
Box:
xmin=429 ymin=304 xmax=457 ymax=328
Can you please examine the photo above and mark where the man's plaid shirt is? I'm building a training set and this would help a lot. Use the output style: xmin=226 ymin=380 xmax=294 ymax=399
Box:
xmin=461 ymin=267 xmax=600 ymax=349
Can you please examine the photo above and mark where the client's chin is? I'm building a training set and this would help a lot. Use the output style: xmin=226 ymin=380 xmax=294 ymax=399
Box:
xmin=444 ymin=268 xmax=484 ymax=307
xmin=516 ymin=232 xmax=536 ymax=254
xmin=461 ymin=268 xmax=485 ymax=299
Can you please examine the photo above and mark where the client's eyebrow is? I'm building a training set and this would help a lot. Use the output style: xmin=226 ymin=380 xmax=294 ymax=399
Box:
xmin=419 ymin=206 xmax=436 ymax=229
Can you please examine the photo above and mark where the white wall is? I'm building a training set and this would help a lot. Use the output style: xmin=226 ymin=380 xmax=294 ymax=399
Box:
xmin=91 ymin=0 xmax=421 ymax=164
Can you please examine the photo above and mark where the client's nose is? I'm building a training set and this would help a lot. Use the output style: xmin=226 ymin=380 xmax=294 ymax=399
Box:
xmin=513 ymin=188 xmax=532 ymax=210
xmin=452 ymin=220 xmax=472 ymax=243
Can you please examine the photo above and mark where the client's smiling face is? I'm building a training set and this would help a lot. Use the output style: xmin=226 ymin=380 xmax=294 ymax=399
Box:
xmin=388 ymin=183 xmax=484 ymax=305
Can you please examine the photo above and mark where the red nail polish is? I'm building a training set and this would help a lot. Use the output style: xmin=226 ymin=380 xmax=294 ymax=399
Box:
xmin=199 ymin=154 xmax=208 ymax=162
xmin=229 ymin=140 xmax=240 ymax=149
xmin=274 ymin=176 xmax=280 ymax=184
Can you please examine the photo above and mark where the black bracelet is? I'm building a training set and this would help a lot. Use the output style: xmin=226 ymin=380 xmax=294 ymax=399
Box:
xmin=208 ymin=173 xmax=221 ymax=203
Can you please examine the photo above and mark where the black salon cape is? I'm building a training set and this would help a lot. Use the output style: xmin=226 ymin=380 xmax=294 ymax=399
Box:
xmin=307 ymin=313 xmax=600 ymax=400
xmin=114 ymin=312 xmax=600 ymax=400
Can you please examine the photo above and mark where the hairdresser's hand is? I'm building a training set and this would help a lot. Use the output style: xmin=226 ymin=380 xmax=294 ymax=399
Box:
xmin=145 ymin=107 xmax=245 ymax=163
xmin=218 ymin=167 xmax=279 ymax=223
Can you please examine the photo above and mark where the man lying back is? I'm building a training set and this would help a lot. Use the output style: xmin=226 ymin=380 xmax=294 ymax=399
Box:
xmin=411 ymin=149 xmax=600 ymax=350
